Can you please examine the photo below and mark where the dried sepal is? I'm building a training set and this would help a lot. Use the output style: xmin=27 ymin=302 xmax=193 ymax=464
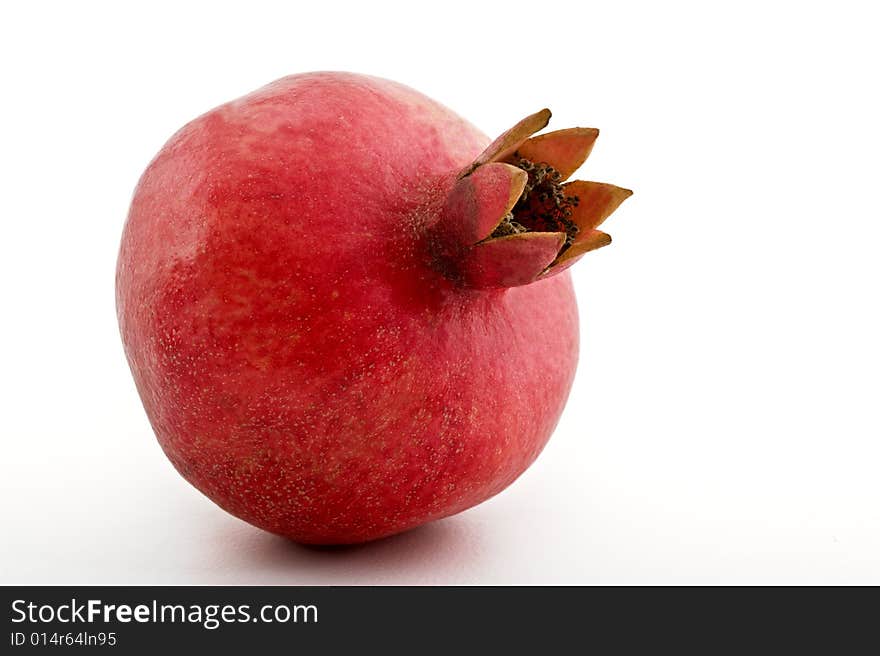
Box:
xmin=513 ymin=128 xmax=599 ymax=181
xmin=461 ymin=109 xmax=551 ymax=178
xmin=546 ymin=229 xmax=612 ymax=274
xmin=460 ymin=232 xmax=565 ymax=288
xmin=563 ymin=181 xmax=633 ymax=231
xmin=445 ymin=163 xmax=528 ymax=245
xmin=538 ymin=251 xmax=586 ymax=279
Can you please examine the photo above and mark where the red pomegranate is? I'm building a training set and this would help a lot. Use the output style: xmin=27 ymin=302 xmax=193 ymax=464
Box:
xmin=116 ymin=72 xmax=631 ymax=544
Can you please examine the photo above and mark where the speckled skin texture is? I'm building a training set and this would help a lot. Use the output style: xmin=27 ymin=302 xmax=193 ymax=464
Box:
xmin=116 ymin=73 xmax=579 ymax=544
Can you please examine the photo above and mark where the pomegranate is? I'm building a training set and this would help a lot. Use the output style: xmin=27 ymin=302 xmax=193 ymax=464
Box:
xmin=116 ymin=72 xmax=631 ymax=544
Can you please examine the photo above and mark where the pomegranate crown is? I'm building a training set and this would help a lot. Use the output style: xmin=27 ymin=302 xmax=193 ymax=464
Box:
xmin=437 ymin=109 xmax=632 ymax=288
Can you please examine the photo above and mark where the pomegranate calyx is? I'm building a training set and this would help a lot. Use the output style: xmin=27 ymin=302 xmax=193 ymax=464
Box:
xmin=439 ymin=110 xmax=632 ymax=288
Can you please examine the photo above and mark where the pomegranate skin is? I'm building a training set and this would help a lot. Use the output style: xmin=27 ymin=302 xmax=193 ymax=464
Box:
xmin=117 ymin=72 xmax=579 ymax=544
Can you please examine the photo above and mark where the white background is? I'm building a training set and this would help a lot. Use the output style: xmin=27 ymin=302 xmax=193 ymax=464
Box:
xmin=2 ymin=1 xmax=878 ymax=584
